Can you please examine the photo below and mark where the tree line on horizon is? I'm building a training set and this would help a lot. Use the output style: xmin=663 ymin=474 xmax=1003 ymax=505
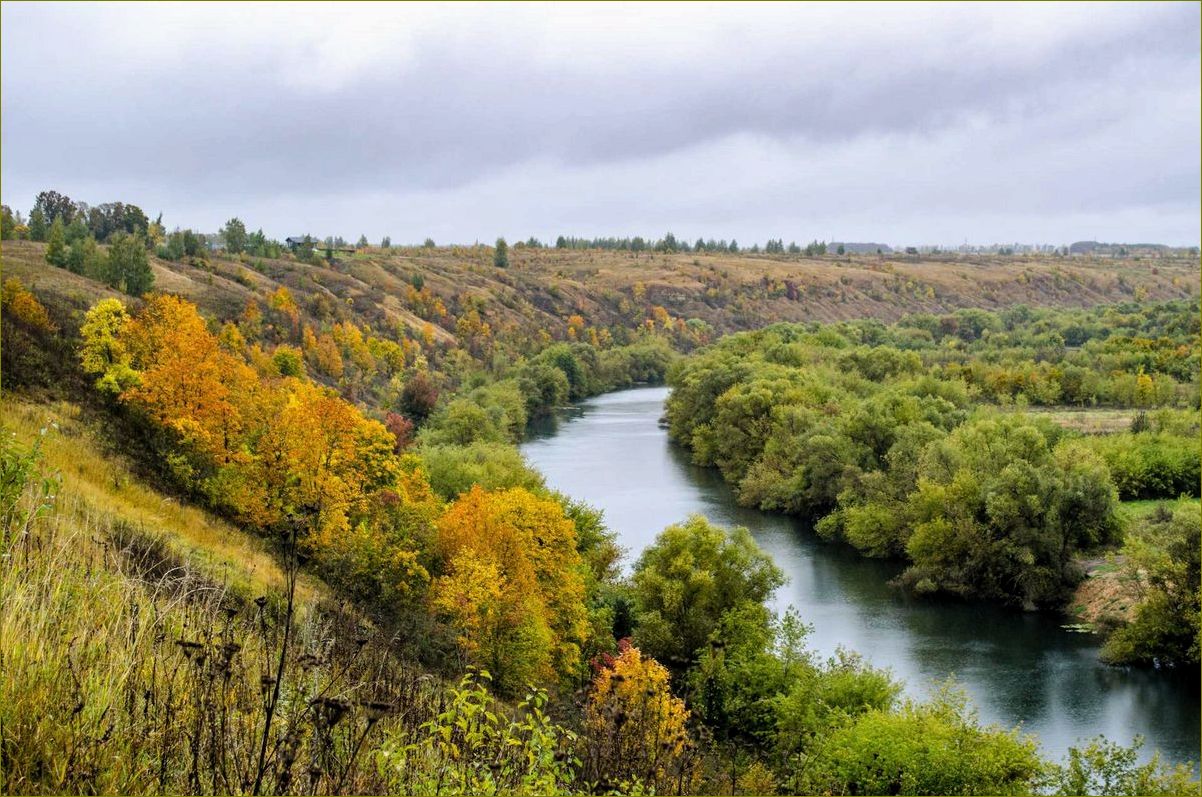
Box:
xmin=4 ymin=188 xmax=869 ymax=262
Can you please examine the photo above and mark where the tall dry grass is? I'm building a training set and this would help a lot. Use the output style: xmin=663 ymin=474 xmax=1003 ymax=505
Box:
xmin=0 ymin=404 xmax=589 ymax=795
xmin=0 ymin=420 xmax=451 ymax=795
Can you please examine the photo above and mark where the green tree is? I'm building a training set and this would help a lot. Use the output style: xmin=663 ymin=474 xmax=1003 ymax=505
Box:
xmin=45 ymin=216 xmax=68 ymax=268
xmin=1102 ymin=504 xmax=1200 ymax=666
xmin=902 ymin=417 xmax=1120 ymax=607
xmin=493 ymin=237 xmax=509 ymax=268
xmin=297 ymin=234 xmax=316 ymax=262
xmin=1048 ymin=735 xmax=1198 ymax=796
xmin=33 ymin=189 xmax=75 ymax=226
xmin=66 ymin=235 xmax=104 ymax=277
xmin=181 ymin=229 xmax=204 ymax=258
xmin=272 ymin=345 xmax=305 ymax=377
xmin=28 ymin=207 xmax=47 ymax=242
xmin=64 ymin=216 xmax=89 ymax=246
xmin=221 ymin=217 xmax=247 ymax=254
xmin=104 ymin=233 xmax=155 ymax=296
xmin=120 ymin=204 xmax=149 ymax=237
xmin=1 ymin=205 xmax=16 ymax=240
xmin=791 ymin=685 xmax=1044 ymax=795
xmin=631 ymin=515 xmax=784 ymax=669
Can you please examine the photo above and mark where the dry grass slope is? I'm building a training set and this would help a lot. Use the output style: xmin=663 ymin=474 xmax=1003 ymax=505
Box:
xmin=4 ymin=240 xmax=1197 ymax=349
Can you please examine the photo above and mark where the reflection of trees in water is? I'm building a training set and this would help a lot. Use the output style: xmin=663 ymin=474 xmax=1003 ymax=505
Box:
xmin=522 ymin=404 xmax=588 ymax=441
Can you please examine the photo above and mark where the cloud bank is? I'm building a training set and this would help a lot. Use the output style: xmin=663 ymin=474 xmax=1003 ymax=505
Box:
xmin=2 ymin=2 xmax=1198 ymax=245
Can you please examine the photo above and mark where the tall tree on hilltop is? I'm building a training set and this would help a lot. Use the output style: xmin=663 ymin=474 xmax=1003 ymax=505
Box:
xmin=33 ymin=189 xmax=76 ymax=225
xmin=222 ymin=217 xmax=248 ymax=254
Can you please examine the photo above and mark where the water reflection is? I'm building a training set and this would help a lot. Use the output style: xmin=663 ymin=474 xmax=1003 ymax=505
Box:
xmin=521 ymin=386 xmax=1200 ymax=766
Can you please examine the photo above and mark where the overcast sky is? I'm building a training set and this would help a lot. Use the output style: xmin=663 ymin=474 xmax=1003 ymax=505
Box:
xmin=2 ymin=2 xmax=1199 ymax=246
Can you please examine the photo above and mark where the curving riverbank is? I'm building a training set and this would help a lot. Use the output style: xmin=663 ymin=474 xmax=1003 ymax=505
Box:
xmin=522 ymin=386 xmax=1200 ymax=769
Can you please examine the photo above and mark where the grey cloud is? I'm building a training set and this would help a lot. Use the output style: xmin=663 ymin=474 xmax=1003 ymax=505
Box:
xmin=1 ymin=2 xmax=1198 ymax=245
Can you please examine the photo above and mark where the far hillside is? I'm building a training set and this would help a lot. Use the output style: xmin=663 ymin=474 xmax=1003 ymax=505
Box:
xmin=4 ymin=236 xmax=1197 ymax=350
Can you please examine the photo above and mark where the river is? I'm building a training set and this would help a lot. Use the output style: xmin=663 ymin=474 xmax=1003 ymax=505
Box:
xmin=521 ymin=386 xmax=1200 ymax=768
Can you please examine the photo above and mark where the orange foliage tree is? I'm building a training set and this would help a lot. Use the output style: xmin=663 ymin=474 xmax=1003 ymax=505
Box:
xmin=119 ymin=295 xmax=261 ymax=476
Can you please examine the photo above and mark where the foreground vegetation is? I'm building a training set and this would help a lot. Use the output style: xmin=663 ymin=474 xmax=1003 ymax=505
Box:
xmin=2 ymin=411 xmax=1196 ymax=795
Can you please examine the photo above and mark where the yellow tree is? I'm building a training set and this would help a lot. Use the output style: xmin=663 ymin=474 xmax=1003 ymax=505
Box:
xmin=583 ymin=643 xmax=696 ymax=793
xmin=79 ymin=298 xmax=138 ymax=395
xmin=268 ymin=285 xmax=300 ymax=338
xmin=432 ymin=486 xmax=590 ymax=693
xmin=307 ymin=455 xmax=442 ymax=613
xmin=2 ymin=278 xmax=56 ymax=333
xmin=251 ymin=379 xmax=398 ymax=535
xmin=303 ymin=326 xmax=344 ymax=379
xmin=432 ymin=548 xmax=552 ymax=691
xmin=566 ymin=314 xmax=586 ymax=341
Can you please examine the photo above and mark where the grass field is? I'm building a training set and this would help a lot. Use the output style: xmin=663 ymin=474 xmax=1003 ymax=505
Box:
xmin=1031 ymin=407 xmax=1138 ymax=435
xmin=1119 ymin=497 xmax=1202 ymax=521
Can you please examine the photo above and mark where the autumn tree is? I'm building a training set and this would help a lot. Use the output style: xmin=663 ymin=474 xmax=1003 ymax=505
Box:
xmin=2 ymin=278 xmax=56 ymax=334
xmin=78 ymin=298 xmax=138 ymax=395
xmin=268 ymin=286 xmax=301 ymax=339
xmin=249 ymin=378 xmax=399 ymax=535
xmin=432 ymin=486 xmax=590 ymax=694
xmin=303 ymin=327 xmax=344 ymax=379
xmin=399 ymin=371 xmax=439 ymax=424
xmin=119 ymin=294 xmax=259 ymax=472
xmin=306 ymin=454 xmax=441 ymax=619
xmin=384 ymin=411 xmax=416 ymax=453
xmin=582 ymin=641 xmax=696 ymax=793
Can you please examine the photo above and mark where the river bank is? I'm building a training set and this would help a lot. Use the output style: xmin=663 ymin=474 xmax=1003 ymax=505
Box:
xmin=522 ymin=386 xmax=1200 ymax=768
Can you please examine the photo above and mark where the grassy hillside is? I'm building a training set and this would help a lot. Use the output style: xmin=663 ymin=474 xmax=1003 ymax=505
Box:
xmin=0 ymin=398 xmax=596 ymax=795
xmin=4 ymin=239 xmax=1197 ymax=351
xmin=1 ymin=398 xmax=316 ymax=601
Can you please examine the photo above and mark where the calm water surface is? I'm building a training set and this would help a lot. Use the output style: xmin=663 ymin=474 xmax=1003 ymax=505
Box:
xmin=521 ymin=386 xmax=1200 ymax=767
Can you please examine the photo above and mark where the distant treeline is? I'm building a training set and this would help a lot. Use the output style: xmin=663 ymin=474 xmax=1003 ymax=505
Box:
xmin=548 ymin=233 xmax=840 ymax=255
